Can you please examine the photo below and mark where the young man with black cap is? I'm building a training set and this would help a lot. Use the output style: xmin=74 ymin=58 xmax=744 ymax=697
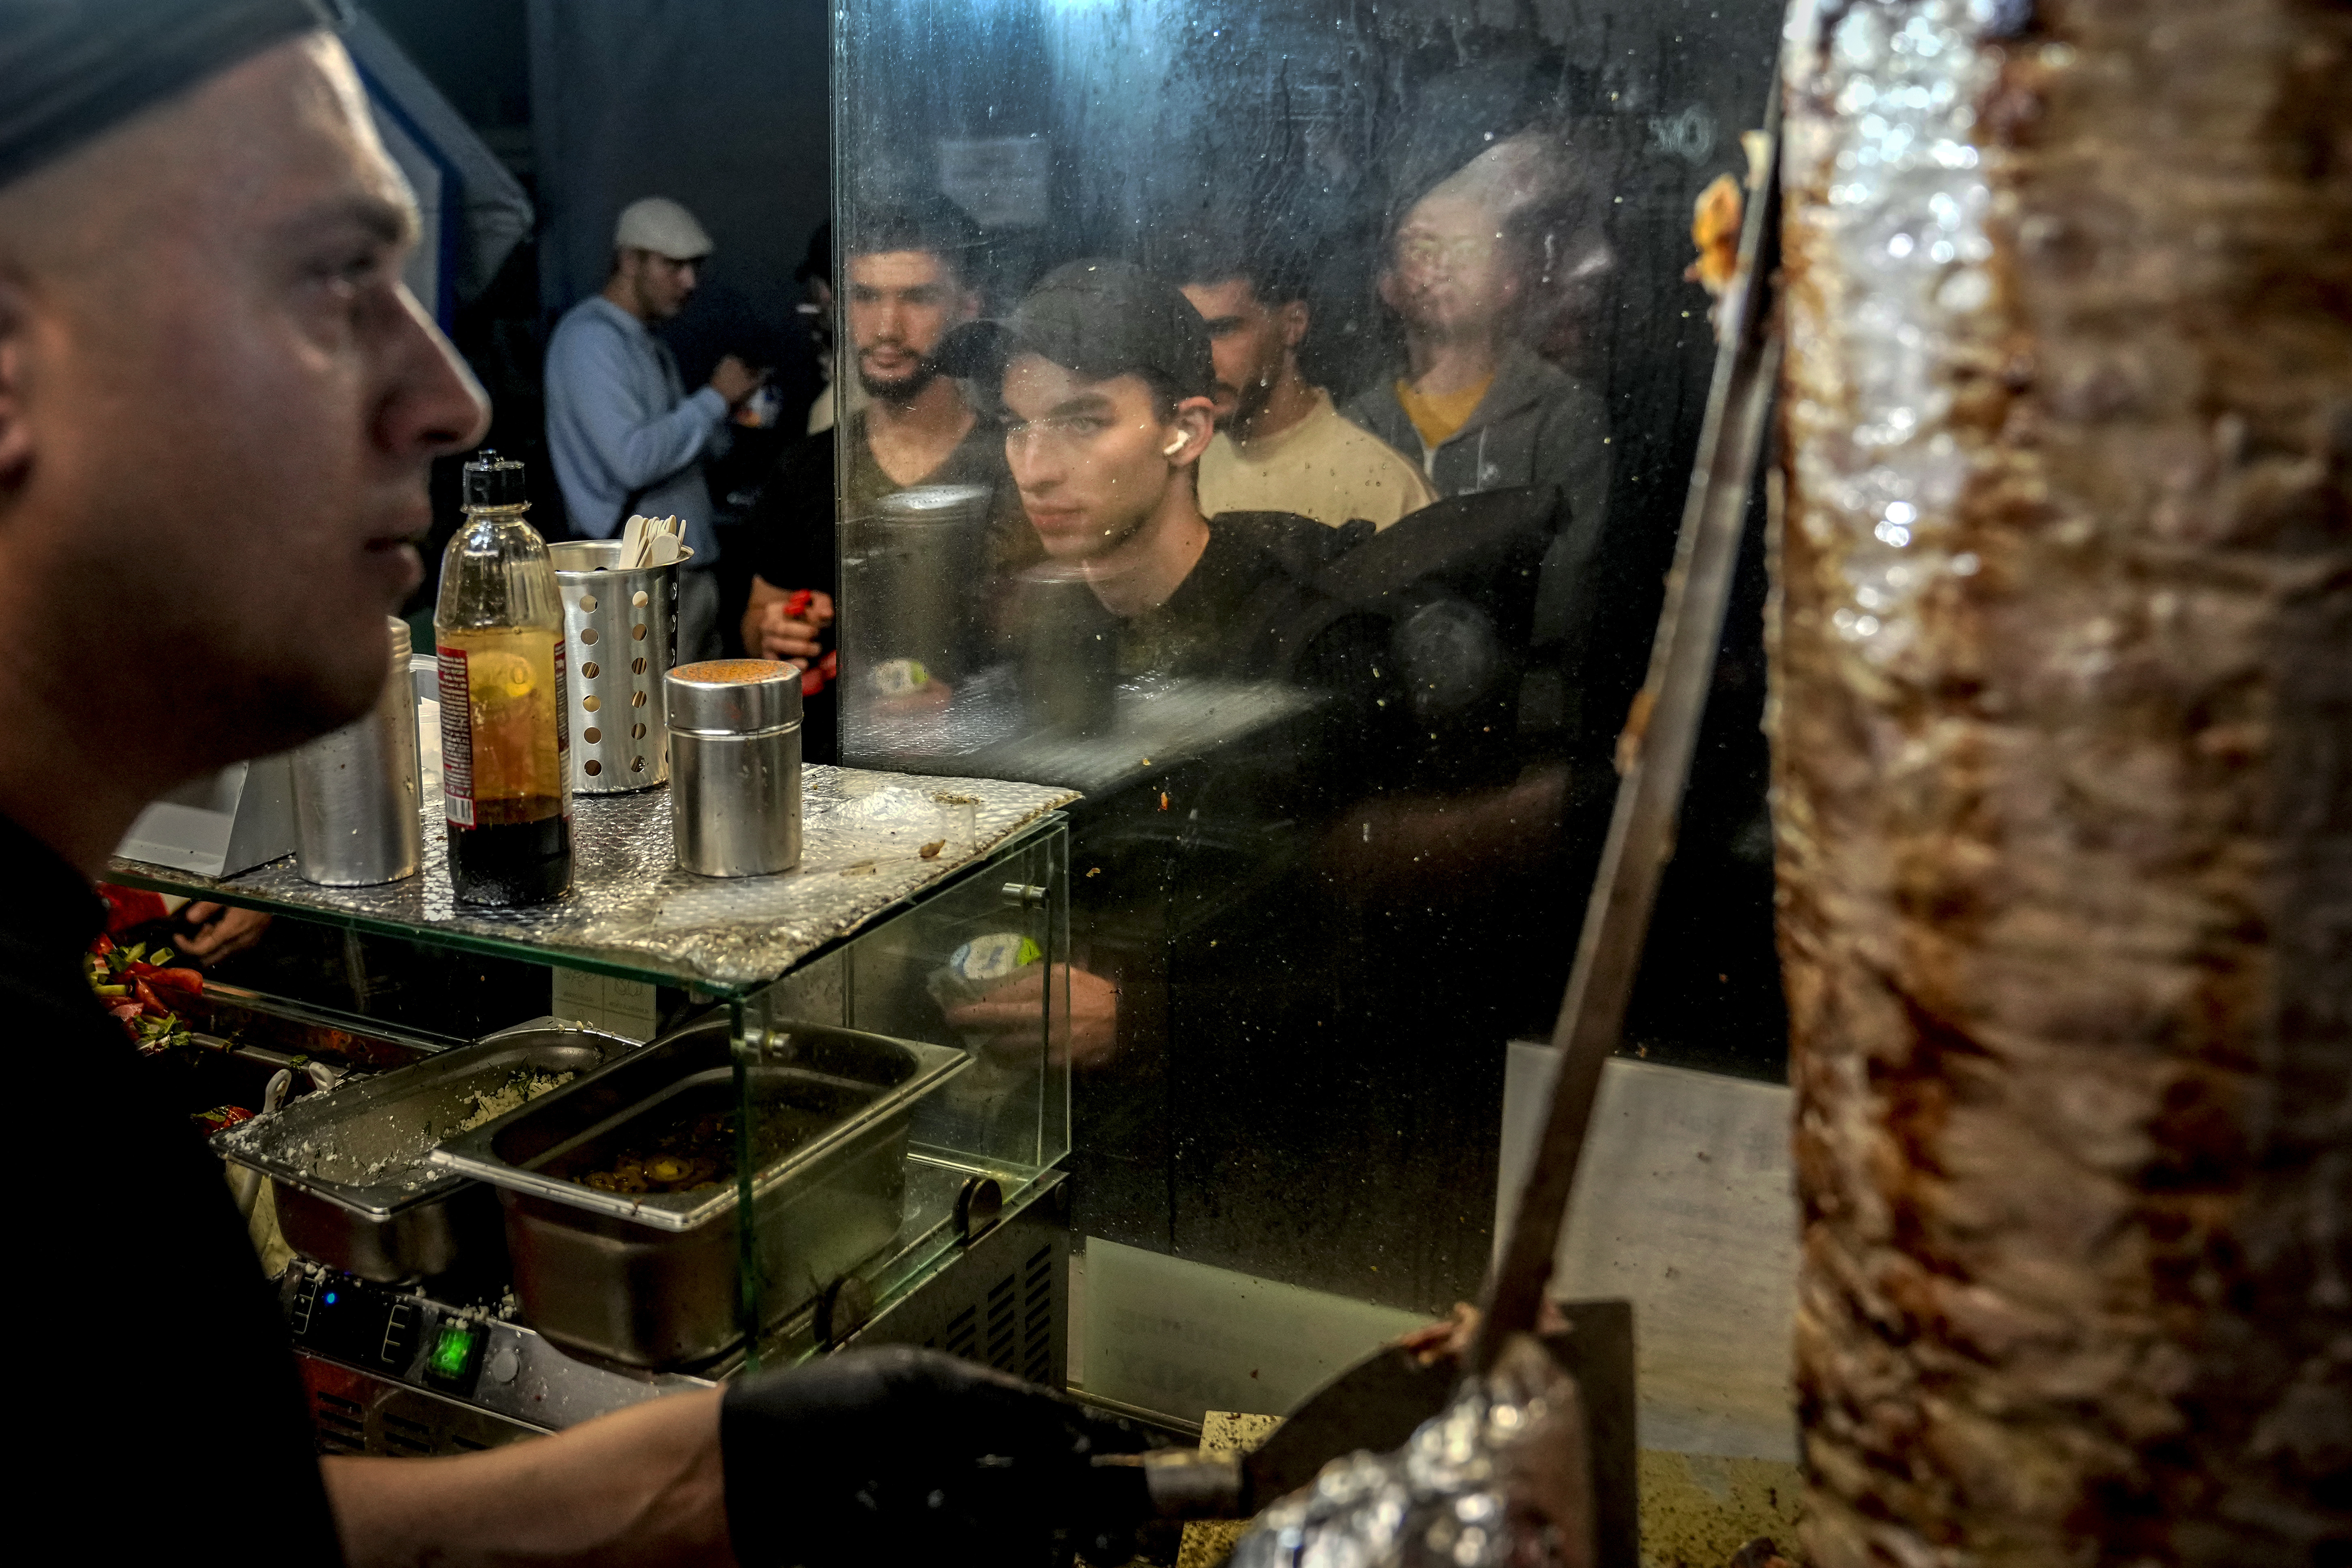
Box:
xmin=944 ymin=260 xmax=1426 ymax=1250
xmin=985 ymin=258 xmax=1391 ymax=686
xmin=6 ymin=5 xmax=1139 ymax=1563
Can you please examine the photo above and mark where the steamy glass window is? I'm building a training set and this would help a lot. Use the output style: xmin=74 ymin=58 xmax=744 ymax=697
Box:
xmin=732 ymin=0 xmax=1786 ymax=1313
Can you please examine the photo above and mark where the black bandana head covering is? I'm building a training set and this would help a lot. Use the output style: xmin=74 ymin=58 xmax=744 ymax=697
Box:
xmin=0 ymin=0 xmax=344 ymax=192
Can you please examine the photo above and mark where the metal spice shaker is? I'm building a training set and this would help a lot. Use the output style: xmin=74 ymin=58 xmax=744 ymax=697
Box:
xmin=291 ymin=617 xmax=423 ymax=886
xmin=665 ymin=659 xmax=803 ymax=877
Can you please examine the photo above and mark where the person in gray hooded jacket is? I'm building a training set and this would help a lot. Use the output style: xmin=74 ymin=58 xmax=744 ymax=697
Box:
xmin=1345 ymin=151 xmax=1613 ymax=532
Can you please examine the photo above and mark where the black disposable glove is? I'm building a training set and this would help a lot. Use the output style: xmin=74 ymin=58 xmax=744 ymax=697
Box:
xmin=720 ymin=1345 xmax=1154 ymax=1568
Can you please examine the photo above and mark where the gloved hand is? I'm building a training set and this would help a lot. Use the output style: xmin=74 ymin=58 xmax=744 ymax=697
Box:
xmin=720 ymin=1346 xmax=1153 ymax=1568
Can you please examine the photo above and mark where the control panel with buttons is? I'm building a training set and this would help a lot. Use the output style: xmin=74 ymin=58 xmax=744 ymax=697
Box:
xmin=279 ymin=1265 xmax=712 ymax=1435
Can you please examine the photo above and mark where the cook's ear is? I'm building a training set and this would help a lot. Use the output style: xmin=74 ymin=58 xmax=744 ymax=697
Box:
xmin=0 ymin=280 xmax=30 ymax=489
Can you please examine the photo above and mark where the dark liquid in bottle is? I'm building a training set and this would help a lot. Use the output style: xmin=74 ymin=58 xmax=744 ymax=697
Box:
xmin=449 ymin=795 xmax=571 ymax=906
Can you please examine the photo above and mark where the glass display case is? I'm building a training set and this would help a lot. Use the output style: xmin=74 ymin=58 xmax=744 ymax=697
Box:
xmin=108 ymin=764 xmax=1075 ymax=1439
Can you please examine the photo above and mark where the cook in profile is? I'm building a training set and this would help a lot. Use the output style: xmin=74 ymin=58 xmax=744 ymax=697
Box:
xmin=6 ymin=2 xmax=1140 ymax=1562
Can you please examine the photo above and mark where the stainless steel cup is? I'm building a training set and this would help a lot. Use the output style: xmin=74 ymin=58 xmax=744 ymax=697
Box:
xmin=1013 ymin=563 xmax=1119 ymax=737
xmin=666 ymin=660 xmax=803 ymax=877
xmin=292 ymin=617 xmax=423 ymax=886
xmin=549 ymin=539 xmax=690 ymax=794
xmin=839 ymin=483 xmax=991 ymax=693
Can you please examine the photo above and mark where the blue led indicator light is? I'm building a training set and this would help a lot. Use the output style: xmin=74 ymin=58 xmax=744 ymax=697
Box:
xmin=323 ymin=1291 xmax=338 ymax=1305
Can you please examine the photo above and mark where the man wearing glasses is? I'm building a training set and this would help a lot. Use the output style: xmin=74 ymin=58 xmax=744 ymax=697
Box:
xmin=1347 ymin=154 xmax=1612 ymax=531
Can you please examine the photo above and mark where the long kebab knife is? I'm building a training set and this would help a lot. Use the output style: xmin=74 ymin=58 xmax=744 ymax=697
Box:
xmin=1472 ymin=118 xmax=1785 ymax=1372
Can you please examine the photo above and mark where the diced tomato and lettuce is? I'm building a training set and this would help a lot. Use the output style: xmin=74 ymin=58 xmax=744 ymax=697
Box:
xmin=87 ymin=932 xmax=204 ymax=1054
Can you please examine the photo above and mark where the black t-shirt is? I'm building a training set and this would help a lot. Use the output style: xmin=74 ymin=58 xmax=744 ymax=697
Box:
xmin=746 ymin=427 xmax=839 ymax=601
xmin=747 ymin=408 xmax=1030 ymax=600
xmin=20 ymin=815 xmax=342 ymax=1561
xmin=1094 ymin=508 xmax=1413 ymax=826
xmin=1133 ymin=510 xmax=1405 ymax=738
xmin=1108 ymin=517 xmax=1280 ymax=683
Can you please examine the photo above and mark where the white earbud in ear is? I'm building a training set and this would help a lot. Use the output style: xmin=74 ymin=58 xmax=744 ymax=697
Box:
xmin=1163 ymin=435 xmax=1188 ymax=456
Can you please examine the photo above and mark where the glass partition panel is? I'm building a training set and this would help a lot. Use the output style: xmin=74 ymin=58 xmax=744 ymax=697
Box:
xmin=736 ymin=823 xmax=1070 ymax=1361
xmin=810 ymin=0 xmax=1782 ymax=1318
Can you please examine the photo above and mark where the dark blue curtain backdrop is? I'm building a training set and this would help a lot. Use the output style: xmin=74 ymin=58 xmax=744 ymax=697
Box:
xmin=527 ymin=0 xmax=831 ymax=368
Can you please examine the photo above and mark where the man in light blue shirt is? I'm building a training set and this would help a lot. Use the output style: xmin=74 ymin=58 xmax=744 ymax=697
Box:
xmin=545 ymin=196 xmax=763 ymax=661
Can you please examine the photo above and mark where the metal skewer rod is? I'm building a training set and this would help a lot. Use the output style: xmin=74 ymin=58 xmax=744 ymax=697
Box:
xmin=1473 ymin=114 xmax=1786 ymax=1372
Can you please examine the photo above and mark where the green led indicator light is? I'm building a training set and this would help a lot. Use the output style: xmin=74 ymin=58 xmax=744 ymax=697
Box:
xmin=428 ymin=1322 xmax=476 ymax=1379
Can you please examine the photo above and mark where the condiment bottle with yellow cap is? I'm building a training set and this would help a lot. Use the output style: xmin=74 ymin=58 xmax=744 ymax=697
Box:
xmin=435 ymin=450 xmax=572 ymax=905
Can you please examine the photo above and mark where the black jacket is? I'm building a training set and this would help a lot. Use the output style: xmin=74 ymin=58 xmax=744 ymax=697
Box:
xmin=20 ymin=814 xmax=343 ymax=1560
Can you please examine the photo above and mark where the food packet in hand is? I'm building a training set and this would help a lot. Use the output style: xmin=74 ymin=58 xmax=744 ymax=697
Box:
xmin=1231 ymin=1333 xmax=1595 ymax=1568
xmin=926 ymin=932 xmax=1044 ymax=1015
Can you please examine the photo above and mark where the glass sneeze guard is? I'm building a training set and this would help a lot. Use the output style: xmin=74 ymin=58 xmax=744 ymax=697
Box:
xmin=107 ymin=764 xmax=1074 ymax=1000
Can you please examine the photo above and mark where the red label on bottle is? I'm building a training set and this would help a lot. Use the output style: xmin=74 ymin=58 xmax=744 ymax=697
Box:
xmin=436 ymin=647 xmax=474 ymax=827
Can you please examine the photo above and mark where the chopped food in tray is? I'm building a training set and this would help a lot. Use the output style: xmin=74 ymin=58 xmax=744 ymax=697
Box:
xmin=84 ymin=933 xmax=204 ymax=1055
xmin=543 ymin=1085 xmax=868 ymax=1197
xmin=453 ymin=1069 xmax=575 ymax=1134
xmin=245 ymin=1066 xmax=577 ymax=1191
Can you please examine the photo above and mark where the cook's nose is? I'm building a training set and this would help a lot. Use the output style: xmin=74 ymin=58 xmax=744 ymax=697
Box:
xmin=380 ymin=285 xmax=489 ymax=458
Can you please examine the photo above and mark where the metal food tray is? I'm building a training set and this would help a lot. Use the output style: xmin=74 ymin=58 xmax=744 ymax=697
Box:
xmin=214 ymin=1018 xmax=642 ymax=1283
xmin=432 ymin=1017 xmax=968 ymax=1369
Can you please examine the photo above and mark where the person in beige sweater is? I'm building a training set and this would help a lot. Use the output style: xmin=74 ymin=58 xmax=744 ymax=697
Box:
xmin=1164 ymin=234 xmax=1435 ymax=532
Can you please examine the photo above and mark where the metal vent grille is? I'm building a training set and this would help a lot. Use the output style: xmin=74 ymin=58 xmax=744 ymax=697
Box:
xmin=380 ymin=1410 xmax=437 ymax=1456
xmin=913 ymin=1238 xmax=1062 ymax=1384
xmin=313 ymin=1390 xmax=367 ymax=1454
xmin=985 ymin=1272 xmax=1019 ymax=1369
xmin=1020 ymin=1242 xmax=1054 ymax=1386
xmin=926 ymin=1242 xmax=1058 ymax=1379
xmin=941 ymin=1303 xmax=979 ymax=1362
xmin=297 ymin=1352 xmax=547 ymax=1456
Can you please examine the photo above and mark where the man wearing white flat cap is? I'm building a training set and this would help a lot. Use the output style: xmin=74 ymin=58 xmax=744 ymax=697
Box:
xmin=545 ymin=195 xmax=763 ymax=661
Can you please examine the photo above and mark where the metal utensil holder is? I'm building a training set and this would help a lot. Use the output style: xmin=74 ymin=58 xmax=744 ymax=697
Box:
xmin=548 ymin=539 xmax=691 ymax=794
xmin=291 ymin=616 xmax=423 ymax=885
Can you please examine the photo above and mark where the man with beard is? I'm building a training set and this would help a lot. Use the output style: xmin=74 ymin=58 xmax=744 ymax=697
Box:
xmin=1163 ymin=233 xmax=1434 ymax=531
xmin=738 ymin=202 xmax=1028 ymax=749
xmin=545 ymin=195 xmax=765 ymax=662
